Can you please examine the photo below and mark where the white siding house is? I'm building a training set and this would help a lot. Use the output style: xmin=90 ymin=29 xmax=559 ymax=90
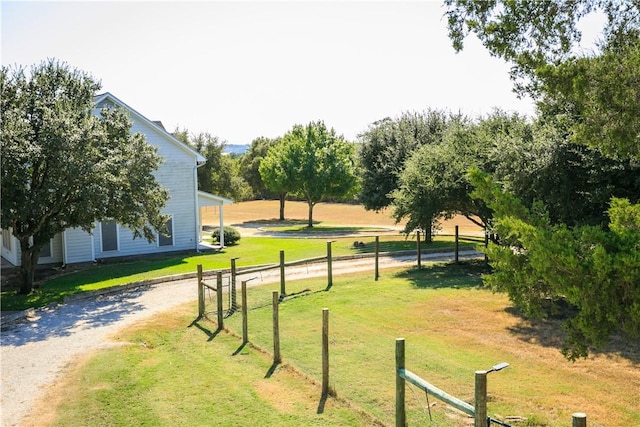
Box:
xmin=1 ymin=92 xmax=232 ymax=267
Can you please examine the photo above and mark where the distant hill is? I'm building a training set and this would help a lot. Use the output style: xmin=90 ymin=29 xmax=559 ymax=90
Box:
xmin=224 ymin=144 xmax=250 ymax=155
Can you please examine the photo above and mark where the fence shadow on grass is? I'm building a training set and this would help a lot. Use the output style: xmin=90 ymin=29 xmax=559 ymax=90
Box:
xmin=395 ymin=260 xmax=488 ymax=290
xmin=188 ymin=317 xmax=221 ymax=342
xmin=316 ymin=394 xmax=328 ymax=414
xmin=264 ymin=361 xmax=279 ymax=378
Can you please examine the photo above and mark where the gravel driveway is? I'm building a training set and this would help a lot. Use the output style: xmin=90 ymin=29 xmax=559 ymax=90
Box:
xmin=1 ymin=250 xmax=480 ymax=426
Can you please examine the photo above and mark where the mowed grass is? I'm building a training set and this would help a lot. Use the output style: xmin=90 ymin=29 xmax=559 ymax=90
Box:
xmin=29 ymin=262 xmax=640 ymax=427
xmin=2 ymin=200 xmax=481 ymax=311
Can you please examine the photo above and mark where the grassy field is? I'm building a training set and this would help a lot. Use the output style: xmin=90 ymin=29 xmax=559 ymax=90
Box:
xmin=203 ymin=200 xmax=484 ymax=235
xmin=27 ymin=262 xmax=640 ymax=426
xmin=2 ymin=200 xmax=481 ymax=311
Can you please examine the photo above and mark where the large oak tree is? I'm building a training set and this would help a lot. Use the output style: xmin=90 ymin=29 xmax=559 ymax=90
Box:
xmin=1 ymin=60 xmax=169 ymax=294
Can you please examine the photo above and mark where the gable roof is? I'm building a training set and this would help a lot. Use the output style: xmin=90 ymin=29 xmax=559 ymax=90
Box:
xmin=93 ymin=92 xmax=205 ymax=163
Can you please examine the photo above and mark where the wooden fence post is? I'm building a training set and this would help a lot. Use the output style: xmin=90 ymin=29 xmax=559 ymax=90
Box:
xmin=197 ymin=264 xmax=204 ymax=317
xmin=375 ymin=236 xmax=380 ymax=281
xmin=241 ymin=280 xmax=248 ymax=345
xmin=455 ymin=225 xmax=459 ymax=264
xmin=280 ymin=250 xmax=286 ymax=297
xmin=474 ymin=370 xmax=488 ymax=427
xmin=272 ymin=290 xmax=281 ymax=363
xmin=396 ymin=338 xmax=406 ymax=427
xmin=216 ymin=271 xmax=223 ymax=329
xmin=231 ymin=258 xmax=238 ymax=312
xmin=322 ymin=308 xmax=329 ymax=397
xmin=326 ymin=241 xmax=333 ymax=290
xmin=572 ymin=413 xmax=587 ymax=427
xmin=416 ymin=231 xmax=422 ymax=269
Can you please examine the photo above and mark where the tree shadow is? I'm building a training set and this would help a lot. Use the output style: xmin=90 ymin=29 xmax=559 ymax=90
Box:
xmin=234 ymin=219 xmax=314 ymax=228
xmin=395 ymin=260 xmax=488 ymax=290
xmin=506 ymin=306 xmax=640 ymax=365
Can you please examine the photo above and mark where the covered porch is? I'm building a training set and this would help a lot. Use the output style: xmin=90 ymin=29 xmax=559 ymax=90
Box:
xmin=197 ymin=191 xmax=233 ymax=248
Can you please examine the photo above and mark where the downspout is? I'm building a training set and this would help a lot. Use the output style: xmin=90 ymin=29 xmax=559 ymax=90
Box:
xmin=194 ymin=162 xmax=203 ymax=253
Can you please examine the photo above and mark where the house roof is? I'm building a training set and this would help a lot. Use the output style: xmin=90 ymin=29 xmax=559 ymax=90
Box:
xmin=93 ymin=92 xmax=206 ymax=163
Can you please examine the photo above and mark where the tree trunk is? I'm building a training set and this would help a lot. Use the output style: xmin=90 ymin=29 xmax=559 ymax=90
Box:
xmin=18 ymin=238 xmax=41 ymax=295
xmin=424 ymin=229 xmax=433 ymax=243
xmin=308 ymin=201 xmax=314 ymax=228
xmin=279 ymin=193 xmax=286 ymax=221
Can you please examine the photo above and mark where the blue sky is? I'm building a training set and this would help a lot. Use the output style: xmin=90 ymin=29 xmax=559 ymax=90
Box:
xmin=1 ymin=1 xmax=600 ymax=145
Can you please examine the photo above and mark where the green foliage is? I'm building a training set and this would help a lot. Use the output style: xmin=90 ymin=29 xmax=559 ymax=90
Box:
xmin=260 ymin=121 xmax=359 ymax=227
xmin=446 ymin=2 xmax=640 ymax=359
xmin=210 ymin=225 xmax=241 ymax=246
xmin=471 ymin=171 xmax=640 ymax=359
xmin=389 ymin=110 xmax=538 ymax=240
xmin=538 ymin=36 xmax=640 ymax=159
xmin=239 ymin=136 xmax=280 ymax=199
xmin=1 ymin=60 xmax=169 ymax=293
xmin=445 ymin=0 xmax=640 ymax=159
xmin=390 ymin=142 xmax=465 ymax=240
xmin=175 ymin=129 xmax=251 ymax=201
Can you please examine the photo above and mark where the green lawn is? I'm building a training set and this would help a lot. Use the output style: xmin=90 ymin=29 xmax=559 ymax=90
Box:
xmin=36 ymin=261 xmax=639 ymax=427
xmin=1 ymin=234 xmax=478 ymax=311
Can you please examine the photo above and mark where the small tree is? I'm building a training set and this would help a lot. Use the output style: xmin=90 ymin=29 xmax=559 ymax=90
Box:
xmin=262 ymin=121 xmax=358 ymax=227
xmin=1 ymin=60 xmax=169 ymax=294
xmin=258 ymin=138 xmax=292 ymax=221
xmin=239 ymin=136 xmax=281 ymax=199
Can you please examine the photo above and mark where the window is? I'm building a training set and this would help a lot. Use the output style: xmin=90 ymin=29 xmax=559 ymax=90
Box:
xmin=40 ymin=240 xmax=52 ymax=258
xmin=2 ymin=229 xmax=11 ymax=250
xmin=101 ymin=220 xmax=118 ymax=252
xmin=158 ymin=216 xmax=173 ymax=247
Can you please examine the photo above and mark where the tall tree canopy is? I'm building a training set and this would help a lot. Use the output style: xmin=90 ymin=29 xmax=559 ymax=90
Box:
xmin=358 ymin=110 xmax=455 ymax=212
xmin=260 ymin=121 xmax=358 ymax=227
xmin=1 ymin=60 xmax=169 ymax=294
xmin=446 ymin=1 xmax=640 ymax=357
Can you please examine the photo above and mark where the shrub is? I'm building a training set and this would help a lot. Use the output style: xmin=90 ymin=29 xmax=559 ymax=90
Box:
xmin=211 ymin=226 xmax=241 ymax=246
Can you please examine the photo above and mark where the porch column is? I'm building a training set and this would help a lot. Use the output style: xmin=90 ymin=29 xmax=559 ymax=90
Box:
xmin=219 ymin=204 xmax=225 ymax=247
